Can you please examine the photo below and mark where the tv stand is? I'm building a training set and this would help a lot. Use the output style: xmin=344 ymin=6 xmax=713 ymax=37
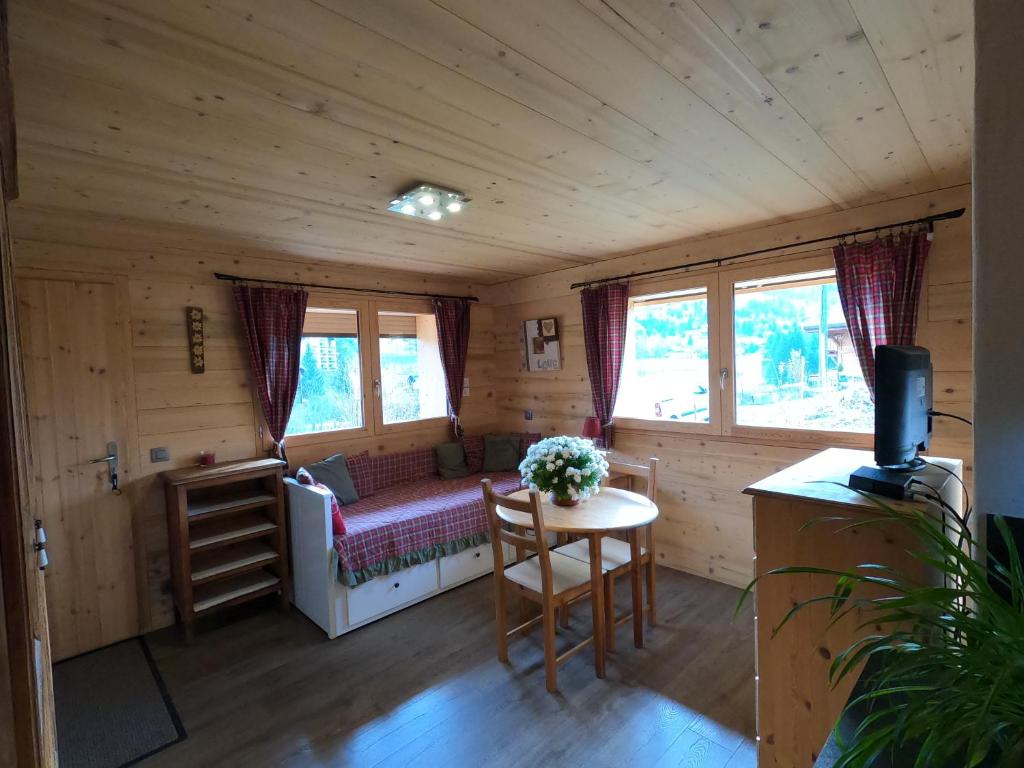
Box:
xmin=744 ymin=448 xmax=964 ymax=768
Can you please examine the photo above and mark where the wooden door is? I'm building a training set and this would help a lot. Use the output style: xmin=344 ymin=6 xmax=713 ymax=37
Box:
xmin=17 ymin=273 xmax=141 ymax=661
xmin=0 ymin=180 xmax=58 ymax=763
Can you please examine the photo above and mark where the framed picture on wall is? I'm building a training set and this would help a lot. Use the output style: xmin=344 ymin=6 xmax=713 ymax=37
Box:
xmin=523 ymin=318 xmax=561 ymax=371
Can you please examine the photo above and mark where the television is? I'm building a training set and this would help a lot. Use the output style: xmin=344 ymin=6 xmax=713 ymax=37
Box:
xmin=873 ymin=345 xmax=933 ymax=470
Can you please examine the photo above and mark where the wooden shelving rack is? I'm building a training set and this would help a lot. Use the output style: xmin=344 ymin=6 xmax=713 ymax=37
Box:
xmin=161 ymin=458 xmax=289 ymax=642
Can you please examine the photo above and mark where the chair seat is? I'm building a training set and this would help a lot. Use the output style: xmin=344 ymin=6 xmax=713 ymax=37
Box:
xmin=555 ymin=537 xmax=647 ymax=572
xmin=505 ymin=551 xmax=593 ymax=594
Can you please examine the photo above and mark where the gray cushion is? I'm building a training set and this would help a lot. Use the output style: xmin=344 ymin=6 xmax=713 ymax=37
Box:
xmin=435 ymin=442 xmax=470 ymax=479
xmin=482 ymin=434 xmax=521 ymax=473
xmin=304 ymin=454 xmax=359 ymax=505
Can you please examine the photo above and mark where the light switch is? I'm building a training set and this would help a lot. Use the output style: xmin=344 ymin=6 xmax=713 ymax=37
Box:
xmin=150 ymin=447 xmax=170 ymax=463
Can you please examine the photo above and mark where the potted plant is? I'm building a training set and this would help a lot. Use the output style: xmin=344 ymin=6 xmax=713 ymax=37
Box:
xmin=519 ymin=436 xmax=609 ymax=506
xmin=740 ymin=487 xmax=1024 ymax=767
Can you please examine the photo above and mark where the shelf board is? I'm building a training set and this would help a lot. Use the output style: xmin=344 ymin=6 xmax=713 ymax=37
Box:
xmin=187 ymin=492 xmax=276 ymax=522
xmin=190 ymin=513 xmax=278 ymax=553
xmin=193 ymin=570 xmax=281 ymax=614
xmin=191 ymin=541 xmax=279 ymax=585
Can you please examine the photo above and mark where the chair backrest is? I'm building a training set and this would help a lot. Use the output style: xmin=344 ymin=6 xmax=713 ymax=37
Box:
xmin=605 ymin=457 xmax=659 ymax=501
xmin=481 ymin=479 xmax=553 ymax=591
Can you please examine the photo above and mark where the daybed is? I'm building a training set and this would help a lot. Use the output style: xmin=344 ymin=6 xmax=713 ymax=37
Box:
xmin=286 ymin=434 xmax=538 ymax=639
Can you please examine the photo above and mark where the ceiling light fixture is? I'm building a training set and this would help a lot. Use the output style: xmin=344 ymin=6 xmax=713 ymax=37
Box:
xmin=388 ymin=183 xmax=469 ymax=223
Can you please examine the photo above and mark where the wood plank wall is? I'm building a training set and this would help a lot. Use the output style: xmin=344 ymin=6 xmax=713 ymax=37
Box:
xmin=11 ymin=224 xmax=497 ymax=632
xmin=492 ymin=185 xmax=973 ymax=588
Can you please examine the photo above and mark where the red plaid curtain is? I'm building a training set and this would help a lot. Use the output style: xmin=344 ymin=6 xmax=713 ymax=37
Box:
xmin=581 ymin=283 xmax=630 ymax=447
xmin=232 ymin=285 xmax=308 ymax=458
xmin=432 ymin=298 xmax=471 ymax=438
xmin=832 ymin=230 xmax=931 ymax=398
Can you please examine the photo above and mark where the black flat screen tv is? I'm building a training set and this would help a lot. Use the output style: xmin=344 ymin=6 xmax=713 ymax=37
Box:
xmin=874 ymin=345 xmax=932 ymax=470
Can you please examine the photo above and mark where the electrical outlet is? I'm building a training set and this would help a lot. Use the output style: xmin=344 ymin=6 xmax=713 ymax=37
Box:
xmin=524 ymin=410 xmax=534 ymax=421
xmin=150 ymin=447 xmax=170 ymax=463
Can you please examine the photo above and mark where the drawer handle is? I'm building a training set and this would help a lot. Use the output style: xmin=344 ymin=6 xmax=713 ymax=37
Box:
xmin=393 ymin=582 xmax=400 ymax=589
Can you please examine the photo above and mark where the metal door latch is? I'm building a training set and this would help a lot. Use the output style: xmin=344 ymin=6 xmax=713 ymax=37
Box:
xmin=89 ymin=441 xmax=121 ymax=495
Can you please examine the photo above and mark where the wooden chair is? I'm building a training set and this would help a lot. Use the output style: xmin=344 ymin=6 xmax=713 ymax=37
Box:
xmin=482 ymin=479 xmax=597 ymax=693
xmin=554 ymin=458 xmax=658 ymax=650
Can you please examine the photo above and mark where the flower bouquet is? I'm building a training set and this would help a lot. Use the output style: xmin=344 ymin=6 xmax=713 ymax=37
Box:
xmin=519 ymin=436 xmax=610 ymax=506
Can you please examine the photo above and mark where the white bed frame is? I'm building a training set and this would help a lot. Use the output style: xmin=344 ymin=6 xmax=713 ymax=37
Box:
xmin=286 ymin=478 xmax=514 ymax=639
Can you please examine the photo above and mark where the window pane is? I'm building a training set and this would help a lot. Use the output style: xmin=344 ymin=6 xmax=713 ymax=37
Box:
xmin=733 ymin=270 xmax=872 ymax=432
xmin=287 ymin=332 xmax=363 ymax=436
xmin=378 ymin=311 xmax=448 ymax=425
xmin=614 ymin=290 xmax=710 ymax=423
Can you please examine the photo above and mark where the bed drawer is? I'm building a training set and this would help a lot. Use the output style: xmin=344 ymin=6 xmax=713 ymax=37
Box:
xmin=439 ymin=543 xmax=493 ymax=588
xmin=346 ymin=561 xmax=439 ymax=626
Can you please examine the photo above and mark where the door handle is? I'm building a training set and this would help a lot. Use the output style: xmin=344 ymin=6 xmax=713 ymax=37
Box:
xmin=719 ymin=367 xmax=729 ymax=390
xmin=90 ymin=441 xmax=121 ymax=495
xmin=373 ymin=379 xmax=382 ymax=397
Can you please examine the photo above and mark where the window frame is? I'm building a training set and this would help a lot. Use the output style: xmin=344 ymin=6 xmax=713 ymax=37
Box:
xmin=717 ymin=253 xmax=872 ymax=448
xmin=613 ymin=273 xmax=721 ymax=436
xmin=368 ymin=297 xmax=450 ymax=436
xmin=610 ymin=252 xmax=874 ymax=448
xmin=282 ymin=295 xmax=448 ymax=447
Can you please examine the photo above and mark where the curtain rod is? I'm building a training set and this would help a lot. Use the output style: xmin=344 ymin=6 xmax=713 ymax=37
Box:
xmin=569 ymin=207 xmax=966 ymax=291
xmin=214 ymin=272 xmax=479 ymax=302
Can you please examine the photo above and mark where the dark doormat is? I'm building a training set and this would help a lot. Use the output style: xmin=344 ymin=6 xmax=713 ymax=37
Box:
xmin=54 ymin=637 xmax=186 ymax=768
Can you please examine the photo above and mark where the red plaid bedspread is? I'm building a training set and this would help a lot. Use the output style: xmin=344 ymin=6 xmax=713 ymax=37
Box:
xmin=332 ymin=472 xmax=523 ymax=582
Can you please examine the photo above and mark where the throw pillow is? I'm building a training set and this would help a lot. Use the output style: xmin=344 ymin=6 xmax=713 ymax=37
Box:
xmin=483 ymin=434 xmax=521 ymax=473
xmin=435 ymin=441 xmax=470 ymax=479
xmin=346 ymin=451 xmax=375 ymax=498
xmin=295 ymin=468 xmax=347 ymax=535
xmin=463 ymin=435 xmax=485 ymax=473
xmin=519 ymin=432 xmax=542 ymax=460
xmin=303 ymin=454 xmax=358 ymax=505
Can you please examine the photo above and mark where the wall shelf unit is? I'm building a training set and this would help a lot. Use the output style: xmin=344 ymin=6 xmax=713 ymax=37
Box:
xmin=162 ymin=458 xmax=289 ymax=642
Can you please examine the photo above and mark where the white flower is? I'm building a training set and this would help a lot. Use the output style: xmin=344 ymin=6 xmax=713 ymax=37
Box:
xmin=555 ymin=459 xmax=564 ymax=467
xmin=546 ymin=462 xmax=555 ymax=471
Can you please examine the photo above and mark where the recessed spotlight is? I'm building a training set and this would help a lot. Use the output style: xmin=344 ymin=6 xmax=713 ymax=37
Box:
xmin=387 ymin=183 xmax=470 ymax=222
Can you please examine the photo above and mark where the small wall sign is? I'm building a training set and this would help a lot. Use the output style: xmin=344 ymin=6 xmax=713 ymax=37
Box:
xmin=186 ymin=306 xmax=205 ymax=373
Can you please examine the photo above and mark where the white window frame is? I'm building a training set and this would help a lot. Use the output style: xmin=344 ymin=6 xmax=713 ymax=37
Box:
xmin=283 ymin=294 xmax=448 ymax=448
xmin=613 ymin=273 xmax=721 ymax=436
xmin=718 ymin=253 xmax=872 ymax=448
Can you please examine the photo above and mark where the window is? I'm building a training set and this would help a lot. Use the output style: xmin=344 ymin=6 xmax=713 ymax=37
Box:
xmin=613 ymin=255 xmax=873 ymax=443
xmin=287 ymin=309 xmax=363 ymax=437
xmin=615 ymin=288 xmax=711 ymax=423
xmin=731 ymin=268 xmax=871 ymax=433
xmin=285 ymin=300 xmax=450 ymax=441
xmin=376 ymin=310 xmax=447 ymax=425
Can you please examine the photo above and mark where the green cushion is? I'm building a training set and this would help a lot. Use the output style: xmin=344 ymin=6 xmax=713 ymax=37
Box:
xmin=482 ymin=434 xmax=521 ymax=473
xmin=304 ymin=453 xmax=359 ymax=505
xmin=435 ymin=441 xmax=470 ymax=479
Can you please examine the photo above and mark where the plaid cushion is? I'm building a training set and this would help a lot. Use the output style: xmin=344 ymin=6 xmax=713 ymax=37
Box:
xmin=345 ymin=451 xmax=374 ymax=498
xmin=519 ymin=432 xmax=542 ymax=459
xmin=295 ymin=468 xmax=346 ymax=535
xmin=463 ymin=435 xmax=484 ymax=473
xmin=368 ymin=447 xmax=437 ymax=491
xmin=333 ymin=472 xmax=523 ymax=580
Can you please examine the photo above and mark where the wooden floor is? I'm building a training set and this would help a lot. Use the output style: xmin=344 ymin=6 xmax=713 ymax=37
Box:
xmin=142 ymin=567 xmax=756 ymax=768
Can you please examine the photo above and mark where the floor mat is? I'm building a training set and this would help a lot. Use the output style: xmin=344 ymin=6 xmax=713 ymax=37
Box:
xmin=54 ymin=638 xmax=185 ymax=768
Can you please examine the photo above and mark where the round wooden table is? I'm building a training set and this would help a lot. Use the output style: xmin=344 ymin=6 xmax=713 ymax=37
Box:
xmin=494 ymin=487 xmax=659 ymax=678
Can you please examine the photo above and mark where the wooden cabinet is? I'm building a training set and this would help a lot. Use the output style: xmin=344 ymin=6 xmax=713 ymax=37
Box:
xmin=161 ymin=458 xmax=289 ymax=642
xmin=744 ymin=449 xmax=963 ymax=767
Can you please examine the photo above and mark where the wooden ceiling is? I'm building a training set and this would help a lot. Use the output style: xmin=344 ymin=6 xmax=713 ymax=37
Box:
xmin=7 ymin=0 xmax=972 ymax=283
